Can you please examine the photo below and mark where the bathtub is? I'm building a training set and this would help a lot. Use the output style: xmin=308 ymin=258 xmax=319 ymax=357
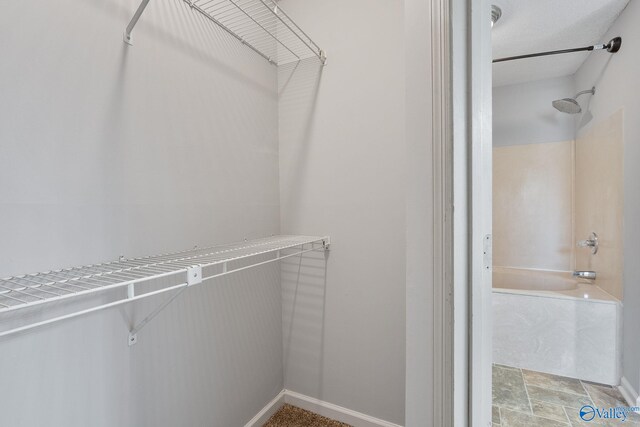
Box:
xmin=492 ymin=267 xmax=622 ymax=385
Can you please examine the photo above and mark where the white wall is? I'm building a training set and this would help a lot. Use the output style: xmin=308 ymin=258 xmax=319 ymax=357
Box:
xmin=0 ymin=0 xmax=282 ymax=425
xmin=493 ymin=76 xmax=576 ymax=146
xmin=452 ymin=0 xmax=470 ymax=424
xmin=277 ymin=0 xmax=406 ymax=424
xmin=404 ymin=0 xmax=436 ymax=424
xmin=574 ymin=0 xmax=640 ymax=394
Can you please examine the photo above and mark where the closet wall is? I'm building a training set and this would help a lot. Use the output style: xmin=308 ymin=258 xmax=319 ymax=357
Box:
xmin=0 ymin=0 xmax=282 ymax=426
xmin=278 ymin=0 xmax=406 ymax=424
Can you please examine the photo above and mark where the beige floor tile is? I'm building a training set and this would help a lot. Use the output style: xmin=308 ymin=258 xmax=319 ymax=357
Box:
xmin=493 ymin=405 xmax=501 ymax=425
xmin=501 ymin=409 xmax=569 ymax=427
xmin=493 ymin=365 xmax=531 ymax=413
xmin=531 ymin=400 xmax=570 ymax=423
xmin=523 ymin=370 xmax=587 ymax=396
xmin=526 ymin=385 xmax=592 ymax=408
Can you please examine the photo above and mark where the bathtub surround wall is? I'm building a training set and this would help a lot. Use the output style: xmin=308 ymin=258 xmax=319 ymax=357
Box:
xmin=492 ymin=77 xmax=626 ymax=386
xmin=493 ymin=284 xmax=621 ymax=385
xmin=574 ymin=0 xmax=640 ymax=400
xmin=0 ymin=0 xmax=281 ymax=426
xmin=493 ymin=76 xmax=576 ymax=147
xmin=493 ymin=129 xmax=624 ymax=287
xmin=575 ymin=110 xmax=624 ymax=300
xmin=493 ymin=141 xmax=575 ymax=271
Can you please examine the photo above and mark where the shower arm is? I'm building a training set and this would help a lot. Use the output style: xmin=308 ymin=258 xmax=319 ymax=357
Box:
xmin=493 ymin=37 xmax=622 ymax=63
xmin=574 ymin=88 xmax=596 ymax=99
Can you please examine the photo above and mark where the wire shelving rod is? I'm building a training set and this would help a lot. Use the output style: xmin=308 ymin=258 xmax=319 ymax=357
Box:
xmin=0 ymin=235 xmax=330 ymax=343
xmin=123 ymin=0 xmax=326 ymax=66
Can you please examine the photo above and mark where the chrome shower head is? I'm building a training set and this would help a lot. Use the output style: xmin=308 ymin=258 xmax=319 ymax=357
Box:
xmin=553 ymin=98 xmax=582 ymax=114
xmin=552 ymin=87 xmax=596 ymax=114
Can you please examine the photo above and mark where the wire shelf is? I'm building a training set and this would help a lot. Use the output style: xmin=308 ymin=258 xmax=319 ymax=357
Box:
xmin=125 ymin=0 xmax=326 ymax=66
xmin=0 ymin=235 xmax=329 ymax=339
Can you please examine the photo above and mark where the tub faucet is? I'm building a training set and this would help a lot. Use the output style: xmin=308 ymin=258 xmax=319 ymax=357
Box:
xmin=577 ymin=232 xmax=599 ymax=254
xmin=573 ymin=271 xmax=596 ymax=280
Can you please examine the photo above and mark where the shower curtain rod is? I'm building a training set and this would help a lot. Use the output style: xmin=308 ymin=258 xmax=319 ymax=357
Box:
xmin=493 ymin=37 xmax=622 ymax=63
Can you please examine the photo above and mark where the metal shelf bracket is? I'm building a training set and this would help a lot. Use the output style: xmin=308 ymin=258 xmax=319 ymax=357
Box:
xmin=322 ymin=236 xmax=331 ymax=250
xmin=128 ymin=332 xmax=138 ymax=346
xmin=123 ymin=0 xmax=152 ymax=46
xmin=127 ymin=265 xmax=202 ymax=346
xmin=186 ymin=265 xmax=203 ymax=286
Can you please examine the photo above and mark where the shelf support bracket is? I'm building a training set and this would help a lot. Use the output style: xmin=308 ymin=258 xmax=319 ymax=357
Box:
xmin=128 ymin=265 xmax=202 ymax=346
xmin=123 ymin=0 xmax=152 ymax=46
xmin=322 ymin=236 xmax=331 ymax=250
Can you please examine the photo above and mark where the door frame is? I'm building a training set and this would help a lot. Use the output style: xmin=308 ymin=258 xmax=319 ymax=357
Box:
xmin=438 ymin=0 xmax=494 ymax=425
xmin=457 ymin=0 xmax=494 ymax=425
xmin=405 ymin=0 xmax=491 ymax=425
xmin=465 ymin=0 xmax=493 ymax=425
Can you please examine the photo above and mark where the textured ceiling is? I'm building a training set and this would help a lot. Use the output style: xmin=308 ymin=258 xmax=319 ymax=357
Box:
xmin=492 ymin=0 xmax=629 ymax=87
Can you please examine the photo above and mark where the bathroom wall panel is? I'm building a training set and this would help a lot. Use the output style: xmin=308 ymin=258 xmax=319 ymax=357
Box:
xmin=493 ymin=291 xmax=621 ymax=385
xmin=574 ymin=110 xmax=624 ymax=300
xmin=493 ymin=77 xmax=577 ymax=147
xmin=493 ymin=140 xmax=575 ymax=271
xmin=574 ymin=0 xmax=639 ymax=392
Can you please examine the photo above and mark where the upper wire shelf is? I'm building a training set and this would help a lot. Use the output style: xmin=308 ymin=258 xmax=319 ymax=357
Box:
xmin=0 ymin=235 xmax=329 ymax=341
xmin=124 ymin=0 xmax=326 ymax=66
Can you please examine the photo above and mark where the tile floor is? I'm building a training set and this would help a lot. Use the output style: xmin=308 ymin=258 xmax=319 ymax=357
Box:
xmin=492 ymin=364 xmax=640 ymax=426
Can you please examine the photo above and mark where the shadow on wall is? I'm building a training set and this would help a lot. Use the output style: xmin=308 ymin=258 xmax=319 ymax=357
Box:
xmin=88 ymin=0 xmax=275 ymax=93
xmin=278 ymin=58 xmax=323 ymax=222
xmin=0 ymin=0 xmax=281 ymax=277
xmin=578 ymin=55 xmax=614 ymax=130
xmin=281 ymin=249 xmax=328 ymax=400
xmin=278 ymin=57 xmax=323 ymax=96
xmin=131 ymin=263 xmax=284 ymax=427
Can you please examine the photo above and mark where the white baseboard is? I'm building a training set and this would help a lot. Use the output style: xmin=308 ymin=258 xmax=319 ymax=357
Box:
xmin=245 ymin=389 xmax=403 ymax=427
xmin=283 ymin=390 xmax=403 ymax=427
xmin=244 ymin=390 xmax=285 ymax=427
xmin=619 ymin=376 xmax=640 ymax=409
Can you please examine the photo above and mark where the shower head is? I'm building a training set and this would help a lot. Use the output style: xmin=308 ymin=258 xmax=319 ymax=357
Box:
xmin=552 ymin=87 xmax=596 ymax=114
xmin=553 ymin=98 xmax=582 ymax=114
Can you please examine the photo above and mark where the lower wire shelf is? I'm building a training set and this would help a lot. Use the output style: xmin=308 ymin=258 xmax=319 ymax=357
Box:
xmin=0 ymin=235 xmax=329 ymax=342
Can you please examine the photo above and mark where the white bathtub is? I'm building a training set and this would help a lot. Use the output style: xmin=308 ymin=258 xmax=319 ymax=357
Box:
xmin=492 ymin=267 xmax=622 ymax=385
